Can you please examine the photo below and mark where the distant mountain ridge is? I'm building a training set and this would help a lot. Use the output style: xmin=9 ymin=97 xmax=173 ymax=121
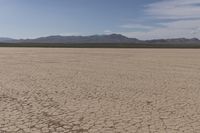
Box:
xmin=13 ymin=34 xmax=140 ymax=43
xmin=146 ymin=38 xmax=200 ymax=44
xmin=1 ymin=34 xmax=200 ymax=44
xmin=0 ymin=37 xmax=15 ymax=42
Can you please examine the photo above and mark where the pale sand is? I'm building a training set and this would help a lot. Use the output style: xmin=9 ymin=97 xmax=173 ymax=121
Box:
xmin=0 ymin=48 xmax=200 ymax=133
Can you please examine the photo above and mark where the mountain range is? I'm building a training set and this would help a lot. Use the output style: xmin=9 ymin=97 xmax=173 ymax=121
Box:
xmin=1 ymin=34 xmax=200 ymax=44
xmin=1 ymin=34 xmax=132 ymax=43
xmin=0 ymin=37 xmax=15 ymax=42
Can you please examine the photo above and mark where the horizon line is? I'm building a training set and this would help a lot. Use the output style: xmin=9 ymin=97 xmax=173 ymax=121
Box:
xmin=1 ymin=33 xmax=200 ymax=41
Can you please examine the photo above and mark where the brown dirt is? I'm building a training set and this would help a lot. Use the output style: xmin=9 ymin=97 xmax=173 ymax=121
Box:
xmin=0 ymin=48 xmax=200 ymax=133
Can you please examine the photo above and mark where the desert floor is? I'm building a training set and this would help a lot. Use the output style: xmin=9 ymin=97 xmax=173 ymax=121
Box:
xmin=0 ymin=48 xmax=200 ymax=133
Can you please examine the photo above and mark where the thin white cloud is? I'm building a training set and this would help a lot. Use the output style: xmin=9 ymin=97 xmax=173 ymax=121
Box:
xmin=120 ymin=0 xmax=200 ymax=39
xmin=104 ymin=30 xmax=113 ymax=34
xmin=59 ymin=32 xmax=81 ymax=36
xmin=146 ymin=0 xmax=200 ymax=19
xmin=120 ymin=20 xmax=200 ymax=40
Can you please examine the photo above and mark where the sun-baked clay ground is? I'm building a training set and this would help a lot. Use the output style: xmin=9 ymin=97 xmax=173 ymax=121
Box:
xmin=0 ymin=48 xmax=200 ymax=133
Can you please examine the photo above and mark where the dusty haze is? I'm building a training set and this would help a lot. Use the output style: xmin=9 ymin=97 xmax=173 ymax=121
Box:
xmin=0 ymin=48 xmax=200 ymax=133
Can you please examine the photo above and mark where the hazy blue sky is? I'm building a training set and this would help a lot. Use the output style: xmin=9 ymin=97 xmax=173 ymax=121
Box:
xmin=0 ymin=0 xmax=200 ymax=40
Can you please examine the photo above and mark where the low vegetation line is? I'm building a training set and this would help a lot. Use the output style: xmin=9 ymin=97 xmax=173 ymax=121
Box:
xmin=0 ymin=43 xmax=200 ymax=48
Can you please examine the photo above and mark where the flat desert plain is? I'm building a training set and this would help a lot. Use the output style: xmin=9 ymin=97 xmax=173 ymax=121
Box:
xmin=0 ymin=48 xmax=200 ymax=133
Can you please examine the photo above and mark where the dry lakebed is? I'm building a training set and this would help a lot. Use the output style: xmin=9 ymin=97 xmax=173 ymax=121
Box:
xmin=0 ymin=48 xmax=200 ymax=133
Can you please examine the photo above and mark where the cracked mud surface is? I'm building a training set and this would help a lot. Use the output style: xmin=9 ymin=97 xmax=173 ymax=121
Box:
xmin=0 ymin=48 xmax=200 ymax=133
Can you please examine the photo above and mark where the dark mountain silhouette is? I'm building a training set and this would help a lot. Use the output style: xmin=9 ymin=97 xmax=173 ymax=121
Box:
xmin=0 ymin=37 xmax=15 ymax=42
xmin=0 ymin=34 xmax=200 ymax=48
xmin=146 ymin=38 xmax=200 ymax=44
xmin=12 ymin=34 xmax=140 ymax=43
